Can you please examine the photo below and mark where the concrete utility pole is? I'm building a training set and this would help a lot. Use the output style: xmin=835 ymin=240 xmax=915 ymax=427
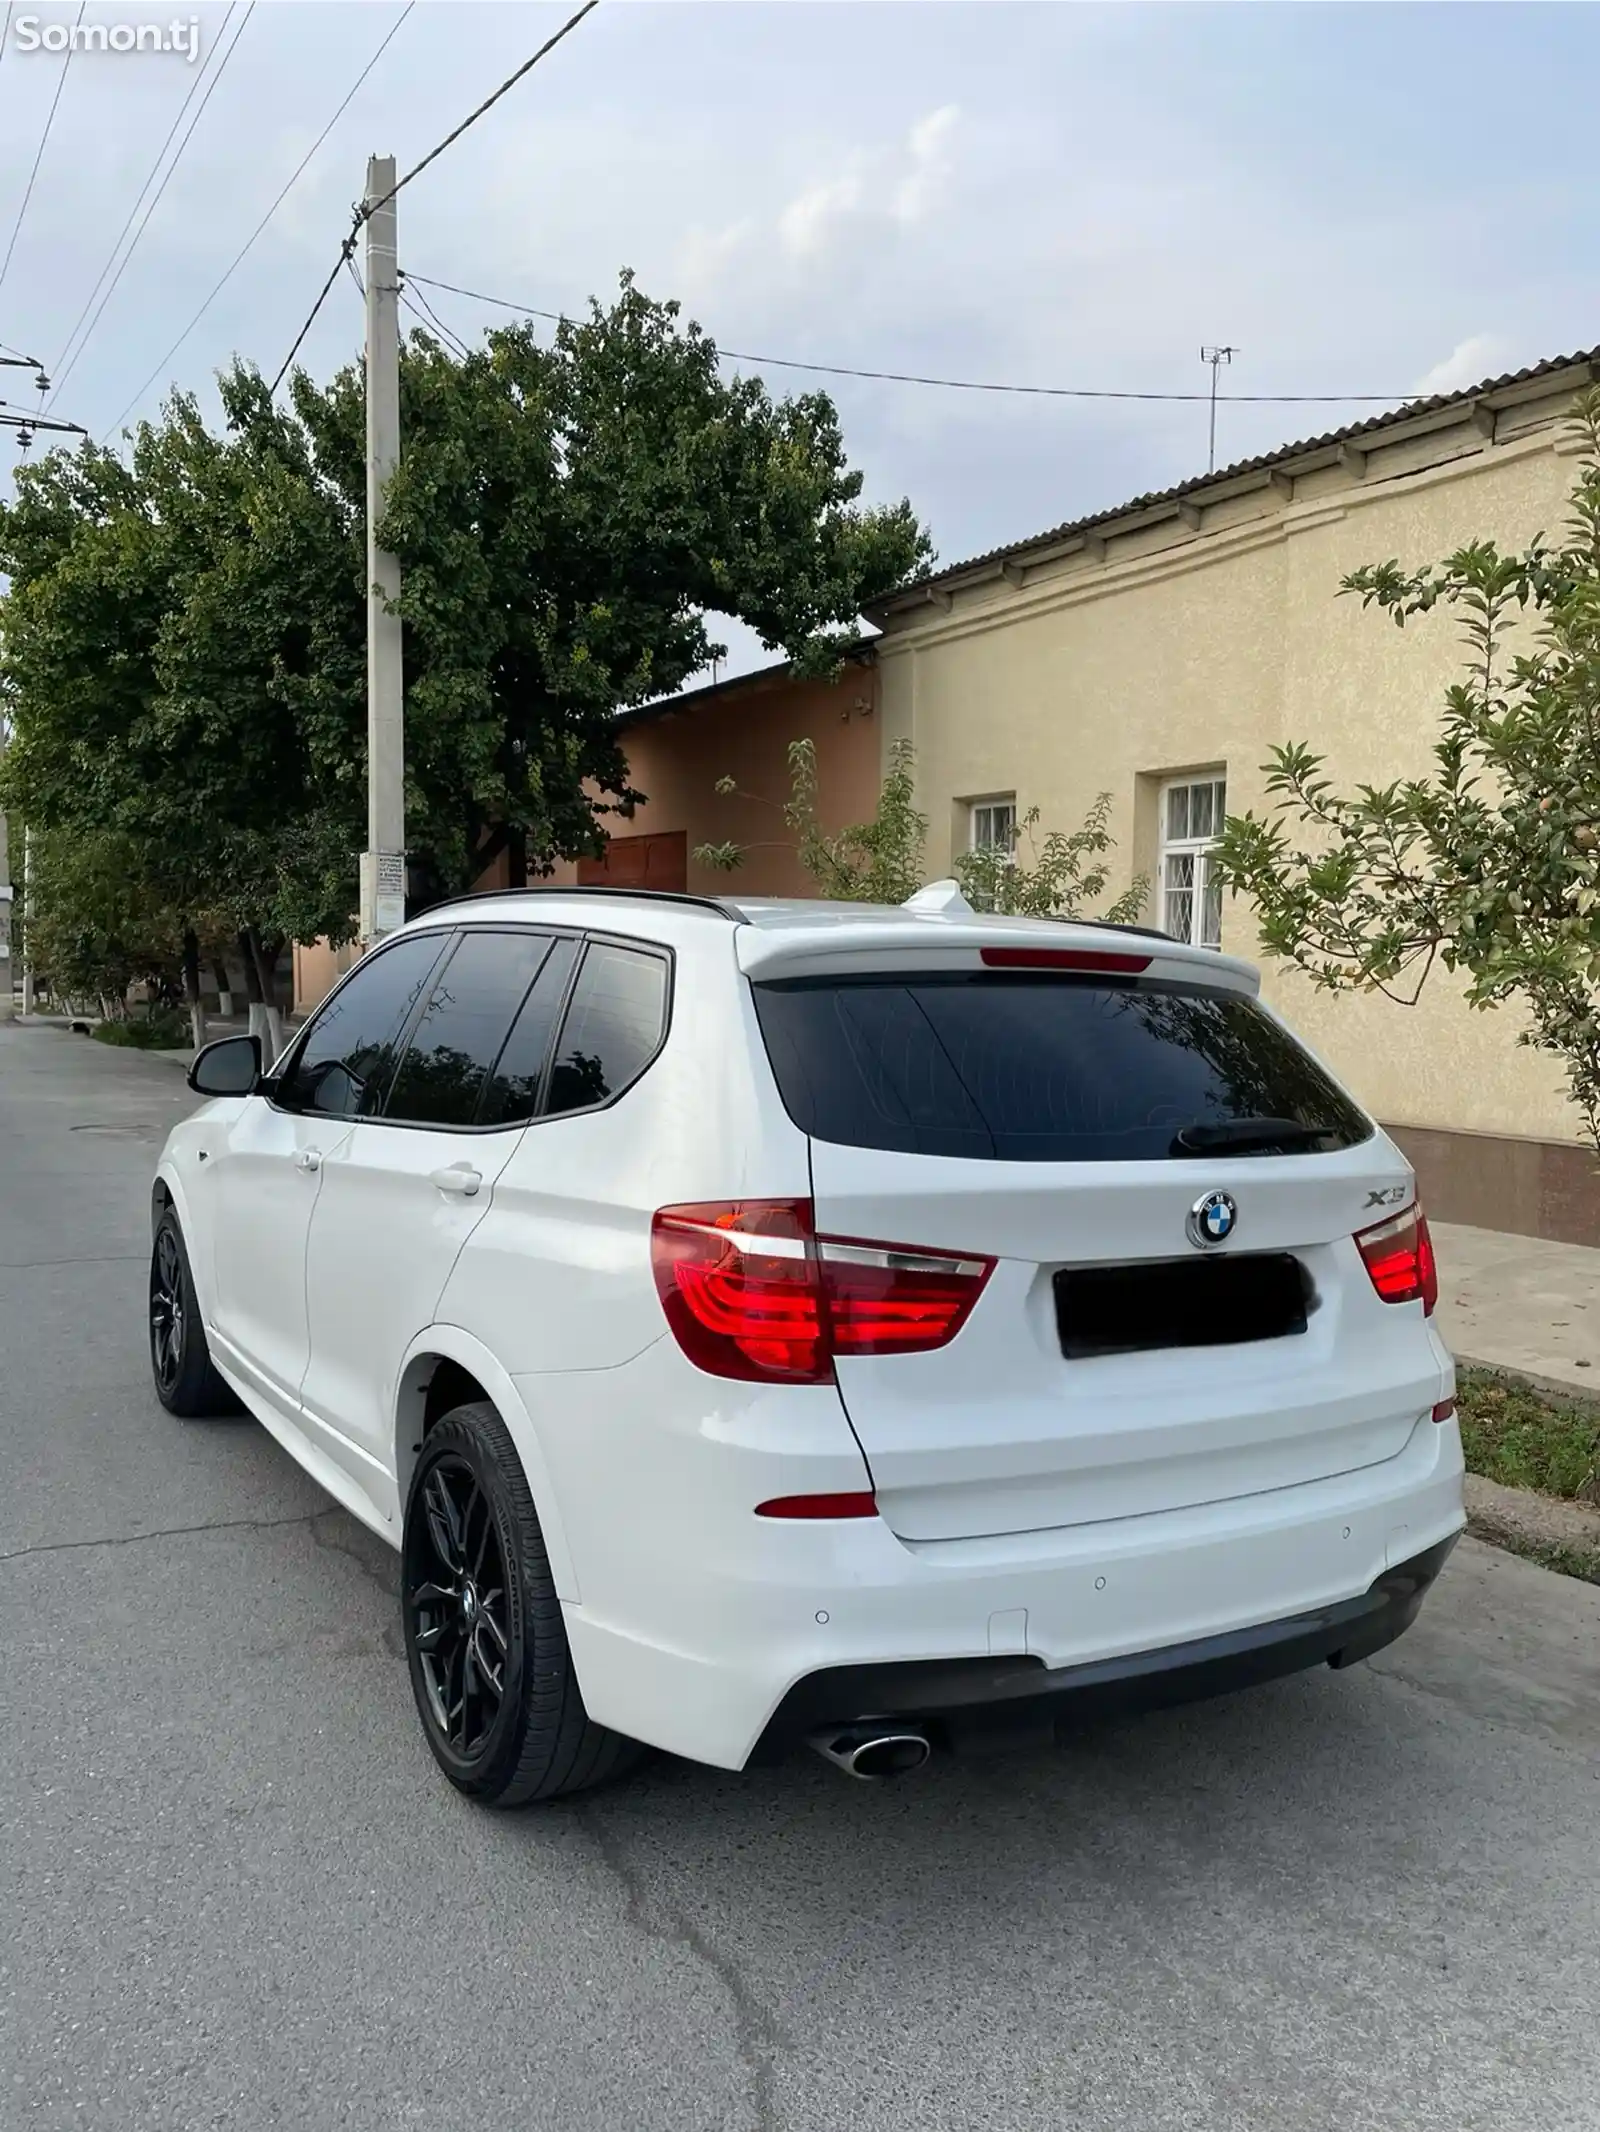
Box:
xmin=359 ymin=154 xmax=406 ymax=945
xmin=0 ymin=738 xmax=12 ymax=1023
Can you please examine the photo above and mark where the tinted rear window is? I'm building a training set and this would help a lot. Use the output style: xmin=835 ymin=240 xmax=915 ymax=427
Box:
xmin=751 ymin=974 xmax=1370 ymax=1162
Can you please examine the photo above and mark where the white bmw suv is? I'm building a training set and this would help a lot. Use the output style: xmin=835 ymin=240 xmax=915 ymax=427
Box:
xmin=151 ymin=884 xmax=1465 ymax=1803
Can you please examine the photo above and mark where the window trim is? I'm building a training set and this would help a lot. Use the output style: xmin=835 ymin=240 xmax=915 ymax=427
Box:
xmin=266 ymin=923 xmax=675 ymax=1136
xmin=265 ymin=927 xmax=458 ymax=1122
xmin=535 ymin=932 xmax=676 ymax=1127
xmin=966 ymin=794 xmax=1019 ymax=856
xmin=1158 ymin=773 xmax=1227 ymax=950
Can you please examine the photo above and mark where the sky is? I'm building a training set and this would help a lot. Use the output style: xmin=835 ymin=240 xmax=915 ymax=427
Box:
xmin=0 ymin=0 xmax=1596 ymax=682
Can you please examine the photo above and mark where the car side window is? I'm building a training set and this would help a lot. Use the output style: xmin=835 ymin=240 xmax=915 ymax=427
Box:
xmin=545 ymin=941 xmax=669 ymax=1118
xmin=383 ymin=930 xmax=558 ymax=1129
xmin=476 ymin=936 xmax=581 ymax=1128
xmin=276 ymin=934 xmax=448 ymax=1118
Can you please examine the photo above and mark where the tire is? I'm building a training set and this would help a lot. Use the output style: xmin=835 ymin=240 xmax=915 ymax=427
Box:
xmin=149 ymin=1208 xmax=238 ymax=1418
xmin=400 ymin=1402 xmax=644 ymax=1807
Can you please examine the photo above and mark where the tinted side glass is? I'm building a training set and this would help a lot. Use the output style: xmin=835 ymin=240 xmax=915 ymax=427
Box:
xmin=477 ymin=936 xmax=580 ymax=1127
xmin=545 ymin=943 xmax=669 ymax=1117
xmin=752 ymin=974 xmax=1370 ymax=1162
xmin=384 ymin=931 xmax=557 ymax=1128
xmin=279 ymin=934 xmax=448 ymax=1118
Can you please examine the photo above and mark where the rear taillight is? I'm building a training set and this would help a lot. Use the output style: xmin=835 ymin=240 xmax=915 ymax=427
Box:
xmin=650 ymin=1200 xmax=994 ymax=1384
xmin=1354 ymin=1202 xmax=1439 ymax=1316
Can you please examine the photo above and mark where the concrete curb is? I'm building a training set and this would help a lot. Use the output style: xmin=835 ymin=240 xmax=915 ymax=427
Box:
xmin=1464 ymin=1472 xmax=1600 ymax=1565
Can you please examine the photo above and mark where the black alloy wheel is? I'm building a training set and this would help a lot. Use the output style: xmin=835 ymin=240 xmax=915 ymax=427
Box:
xmin=407 ymin=1453 xmax=511 ymax=1762
xmin=148 ymin=1209 xmax=236 ymax=1418
xmin=400 ymin=1403 xmax=644 ymax=1806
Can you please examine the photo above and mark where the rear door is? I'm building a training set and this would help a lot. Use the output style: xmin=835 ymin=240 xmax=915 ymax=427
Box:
xmin=752 ymin=964 xmax=1441 ymax=1542
xmin=298 ymin=929 xmax=578 ymax=1512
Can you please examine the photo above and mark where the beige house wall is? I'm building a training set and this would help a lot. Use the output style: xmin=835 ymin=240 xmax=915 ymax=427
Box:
xmin=876 ymin=376 xmax=1595 ymax=1237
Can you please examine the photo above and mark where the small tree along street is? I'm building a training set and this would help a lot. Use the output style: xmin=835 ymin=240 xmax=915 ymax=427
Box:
xmin=1216 ymin=389 xmax=1600 ymax=1158
xmin=0 ymin=274 xmax=929 ymax=1038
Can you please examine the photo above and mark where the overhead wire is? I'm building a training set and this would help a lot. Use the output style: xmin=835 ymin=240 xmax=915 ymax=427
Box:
xmin=400 ymin=279 xmax=473 ymax=360
xmin=100 ymin=0 xmax=415 ymax=439
xmin=263 ymin=0 xmax=601 ymax=403
xmin=366 ymin=0 xmax=599 ymax=222
xmin=0 ymin=1 xmax=86 ymax=305
xmin=49 ymin=0 xmax=242 ymax=398
xmin=403 ymin=270 xmax=1415 ymax=409
xmin=57 ymin=2 xmax=258 ymax=414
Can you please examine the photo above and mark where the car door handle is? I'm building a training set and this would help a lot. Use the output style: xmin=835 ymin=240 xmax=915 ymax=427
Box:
xmin=295 ymin=1149 xmax=323 ymax=1175
xmin=430 ymin=1164 xmax=482 ymax=1198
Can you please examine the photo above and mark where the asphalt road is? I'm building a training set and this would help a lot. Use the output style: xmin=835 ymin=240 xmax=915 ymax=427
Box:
xmin=4 ymin=1019 xmax=1599 ymax=2132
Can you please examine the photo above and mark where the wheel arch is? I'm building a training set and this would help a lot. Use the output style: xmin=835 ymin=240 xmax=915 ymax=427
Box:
xmin=394 ymin=1325 xmax=580 ymax=1602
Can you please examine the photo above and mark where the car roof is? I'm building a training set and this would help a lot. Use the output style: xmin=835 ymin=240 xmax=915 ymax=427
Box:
xmin=414 ymin=885 xmax=1259 ymax=990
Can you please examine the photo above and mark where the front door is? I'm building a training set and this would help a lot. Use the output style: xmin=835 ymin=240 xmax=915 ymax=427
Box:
xmin=211 ymin=930 xmax=452 ymax=1411
xmin=206 ymin=1103 xmax=352 ymax=1410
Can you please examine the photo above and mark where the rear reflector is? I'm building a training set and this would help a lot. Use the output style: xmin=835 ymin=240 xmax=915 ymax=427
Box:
xmin=755 ymin=1492 xmax=878 ymax=1519
xmin=1432 ymin=1399 xmax=1457 ymax=1424
xmin=980 ymin=945 xmax=1151 ymax=974
xmin=1354 ymin=1202 xmax=1439 ymax=1315
xmin=651 ymin=1200 xmax=994 ymax=1384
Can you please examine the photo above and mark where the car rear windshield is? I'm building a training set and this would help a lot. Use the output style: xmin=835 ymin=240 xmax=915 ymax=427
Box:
xmin=750 ymin=972 xmax=1371 ymax=1162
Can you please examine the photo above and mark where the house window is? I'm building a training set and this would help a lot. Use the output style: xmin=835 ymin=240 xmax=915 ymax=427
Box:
xmin=1159 ymin=775 xmax=1227 ymax=948
xmin=969 ymin=797 xmax=1018 ymax=854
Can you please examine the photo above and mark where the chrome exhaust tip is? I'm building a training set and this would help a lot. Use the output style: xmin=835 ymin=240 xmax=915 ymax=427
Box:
xmin=808 ymin=1723 xmax=932 ymax=1781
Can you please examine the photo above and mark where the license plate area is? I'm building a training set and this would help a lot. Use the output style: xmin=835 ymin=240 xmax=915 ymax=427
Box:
xmin=1054 ymin=1254 xmax=1310 ymax=1360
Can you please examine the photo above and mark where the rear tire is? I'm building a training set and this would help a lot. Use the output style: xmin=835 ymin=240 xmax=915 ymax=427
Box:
xmin=400 ymin=1401 xmax=644 ymax=1806
xmin=149 ymin=1209 xmax=238 ymax=1418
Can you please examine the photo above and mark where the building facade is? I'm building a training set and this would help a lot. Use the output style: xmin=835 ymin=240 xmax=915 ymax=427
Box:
xmin=867 ymin=350 xmax=1600 ymax=1243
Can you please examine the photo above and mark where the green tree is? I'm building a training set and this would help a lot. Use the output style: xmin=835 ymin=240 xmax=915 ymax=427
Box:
xmin=1 ymin=275 xmax=929 ymax=1012
xmin=284 ymin=274 xmax=931 ymax=898
xmin=1213 ymin=387 xmax=1600 ymax=1155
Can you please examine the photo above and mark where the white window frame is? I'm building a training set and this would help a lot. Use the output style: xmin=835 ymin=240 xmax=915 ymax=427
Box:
xmin=967 ymin=796 xmax=1018 ymax=856
xmin=1158 ymin=774 xmax=1227 ymax=949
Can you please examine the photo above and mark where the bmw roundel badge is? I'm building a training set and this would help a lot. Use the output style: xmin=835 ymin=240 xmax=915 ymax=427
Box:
xmin=1187 ymin=1189 xmax=1238 ymax=1250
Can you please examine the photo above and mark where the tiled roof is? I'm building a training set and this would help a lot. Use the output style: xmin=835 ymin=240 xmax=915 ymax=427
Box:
xmin=879 ymin=344 xmax=1600 ymax=604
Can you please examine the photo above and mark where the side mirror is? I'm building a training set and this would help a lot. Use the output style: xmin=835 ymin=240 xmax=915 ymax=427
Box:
xmin=187 ymin=1033 xmax=263 ymax=1098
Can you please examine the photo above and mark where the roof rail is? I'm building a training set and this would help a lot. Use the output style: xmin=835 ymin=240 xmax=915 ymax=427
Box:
xmin=413 ymin=884 xmax=745 ymax=922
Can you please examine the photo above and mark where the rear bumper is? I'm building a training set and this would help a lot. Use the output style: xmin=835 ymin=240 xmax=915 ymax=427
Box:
xmin=748 ymin=1533 xmax=1458 ymax=1763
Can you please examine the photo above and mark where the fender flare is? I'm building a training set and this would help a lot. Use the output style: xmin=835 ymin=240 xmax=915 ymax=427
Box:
xmin=395 ymin=1322 xmax=580 ymax=1603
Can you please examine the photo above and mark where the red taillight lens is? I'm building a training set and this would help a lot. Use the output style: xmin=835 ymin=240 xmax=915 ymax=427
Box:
xmin=1354 ymin=1202 xmax=1439 ymax=1316
xmin=650 ymin=1201 xmax=994 ymax=1383
xmin=651 ymin=1201 xmax=825 ymax=1383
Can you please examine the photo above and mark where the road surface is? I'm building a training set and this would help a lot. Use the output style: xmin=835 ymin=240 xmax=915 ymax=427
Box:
xmin=3 ymin=1019 xmax=1598 ymax=2132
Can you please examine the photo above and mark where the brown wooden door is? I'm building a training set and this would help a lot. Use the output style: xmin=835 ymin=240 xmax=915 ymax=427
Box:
xmin=576 ymin=831 xmax=688 ymax=892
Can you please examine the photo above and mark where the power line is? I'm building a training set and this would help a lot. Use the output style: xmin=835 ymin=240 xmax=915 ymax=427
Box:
xmin=57 ymin=2 xmax=257 ymax=415
xmin=404 ymin=270 xmax=1415 ymax=409
xmin=401 ymin=281 xmax=472 ymax=360
xmin=0 ymin=1 xmax=86 ymax=305
xmin=263 ymin=1 xmax=600 ymax=404
xmin=48 ymin=0 xmax=241 ymax=399
xmin=267 ymin=239 xmax=358 ymax=398
xmin=100 ymin=0 xmax=415 ymax=439
xmin=368 ymin=0 xmax=600 ymax=222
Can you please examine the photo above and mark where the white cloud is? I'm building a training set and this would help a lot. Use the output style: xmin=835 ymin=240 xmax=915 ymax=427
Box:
xmin=778 ymin=167 xmax=867 ymax=260
xmin=892 ymin=104 xmax=960 ymax=224
xmin=1412 ymin=334 xmax=1516 ymax=398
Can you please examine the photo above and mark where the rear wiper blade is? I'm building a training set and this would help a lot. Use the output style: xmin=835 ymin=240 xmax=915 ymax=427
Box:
xmin=1170 ymin=1116 xmax=1331 ymax=1156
